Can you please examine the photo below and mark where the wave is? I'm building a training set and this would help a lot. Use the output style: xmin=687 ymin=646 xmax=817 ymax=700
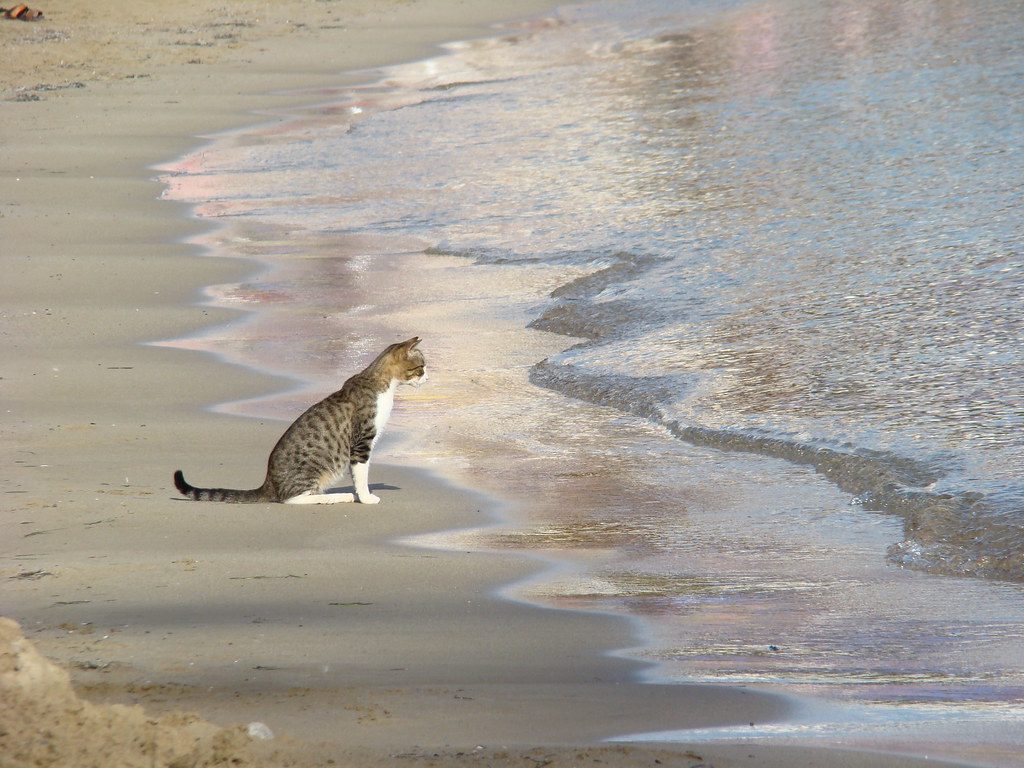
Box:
xmin=518 ymin=250 xmax=1024 ymax=584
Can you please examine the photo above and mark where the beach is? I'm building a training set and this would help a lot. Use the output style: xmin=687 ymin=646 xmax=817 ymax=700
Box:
xmin=0 ymin=1 xmax=1005 ymax=766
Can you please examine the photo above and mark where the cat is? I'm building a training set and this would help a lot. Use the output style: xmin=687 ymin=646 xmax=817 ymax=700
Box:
xmin=174 ymin=337 xmax=426 ymax=504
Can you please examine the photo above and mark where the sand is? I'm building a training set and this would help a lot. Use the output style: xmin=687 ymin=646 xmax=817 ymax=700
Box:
xmin=0 ymin=2 xmax=979 ymax=767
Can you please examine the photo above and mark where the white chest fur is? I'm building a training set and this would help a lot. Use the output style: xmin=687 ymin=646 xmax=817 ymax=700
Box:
xmin=372 ymin=382 xmax=397 ymax=447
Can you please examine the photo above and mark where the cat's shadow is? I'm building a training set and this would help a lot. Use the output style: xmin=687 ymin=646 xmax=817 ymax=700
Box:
xmin=327 ymin=483 xmax=400 ymax=495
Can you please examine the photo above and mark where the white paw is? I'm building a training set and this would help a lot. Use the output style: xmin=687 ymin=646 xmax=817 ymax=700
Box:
xmin=358 ymin=493 xmax=381 ymax=505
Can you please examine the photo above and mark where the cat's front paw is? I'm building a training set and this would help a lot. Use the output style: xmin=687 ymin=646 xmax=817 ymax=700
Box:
xmin=358 ymin=493 xmax=381 ymax=505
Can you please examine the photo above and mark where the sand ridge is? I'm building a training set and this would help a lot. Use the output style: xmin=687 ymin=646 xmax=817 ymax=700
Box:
xmin=0 ymin=617 xmax=276 ymax=767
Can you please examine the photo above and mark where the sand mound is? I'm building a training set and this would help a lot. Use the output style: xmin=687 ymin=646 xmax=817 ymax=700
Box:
xmin=0 ymin=617 xmax=259 ymax=768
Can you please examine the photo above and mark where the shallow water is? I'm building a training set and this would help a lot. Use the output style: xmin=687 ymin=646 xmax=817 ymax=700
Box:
xmin=160 ymin=0 xmax=1024 ymax=763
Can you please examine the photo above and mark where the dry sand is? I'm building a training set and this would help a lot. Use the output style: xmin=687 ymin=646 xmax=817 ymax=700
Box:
xmin=0 ymin=2 xmax=978 ymax=766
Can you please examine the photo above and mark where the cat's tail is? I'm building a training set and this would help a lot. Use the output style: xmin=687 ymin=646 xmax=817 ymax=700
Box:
xmin=173 ymin=470 xmax=275 ymax=503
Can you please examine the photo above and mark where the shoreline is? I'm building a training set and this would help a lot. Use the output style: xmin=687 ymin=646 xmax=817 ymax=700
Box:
xmin=0 ymin=2 xmax=986 ymax=767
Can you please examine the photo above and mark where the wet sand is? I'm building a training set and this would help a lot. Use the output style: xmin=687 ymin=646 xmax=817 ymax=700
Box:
xmin=0 ymin=1 xmax=979 ymax=766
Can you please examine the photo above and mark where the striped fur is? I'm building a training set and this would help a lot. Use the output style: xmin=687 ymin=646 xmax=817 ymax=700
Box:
xmin=174 ymin=337 xmax=426 ymax=504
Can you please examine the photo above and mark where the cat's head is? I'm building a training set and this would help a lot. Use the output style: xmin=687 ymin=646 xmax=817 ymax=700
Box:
xmin=379 ymin=336 xmax=428 ymax=386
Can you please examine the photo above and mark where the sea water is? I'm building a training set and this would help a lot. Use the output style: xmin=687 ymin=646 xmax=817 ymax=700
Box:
xmin=160 ymin=0 xmax=1024 ymax=763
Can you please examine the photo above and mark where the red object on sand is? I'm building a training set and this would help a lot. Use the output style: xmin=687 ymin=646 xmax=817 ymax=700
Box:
xmin=3 ymin=4 xmax=44 ymax=20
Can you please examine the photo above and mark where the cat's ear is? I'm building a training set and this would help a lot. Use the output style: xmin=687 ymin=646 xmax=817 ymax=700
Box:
xmin=403 ymin=336 xmax=422 ymax=350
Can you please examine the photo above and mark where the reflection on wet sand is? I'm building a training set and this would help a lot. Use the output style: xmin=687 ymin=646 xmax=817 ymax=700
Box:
xmin=159 ymin=0 xmax=1024 ymax=762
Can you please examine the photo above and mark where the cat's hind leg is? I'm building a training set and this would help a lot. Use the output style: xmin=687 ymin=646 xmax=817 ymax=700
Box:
xmin=284 ymin=490 xmax=356 ymax=504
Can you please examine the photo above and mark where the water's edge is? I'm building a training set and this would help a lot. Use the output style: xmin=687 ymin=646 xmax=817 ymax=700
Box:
xmin=152 ymin=3 xmax=1024 ymax=764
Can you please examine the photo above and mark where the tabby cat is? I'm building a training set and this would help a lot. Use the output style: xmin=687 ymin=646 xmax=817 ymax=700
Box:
xmin=174 ymin=337 xmax=427 ymax=504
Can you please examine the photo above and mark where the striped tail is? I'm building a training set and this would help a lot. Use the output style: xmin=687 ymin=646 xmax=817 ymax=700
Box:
xmin=173 ymin=470 xmax=273 ymax=503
